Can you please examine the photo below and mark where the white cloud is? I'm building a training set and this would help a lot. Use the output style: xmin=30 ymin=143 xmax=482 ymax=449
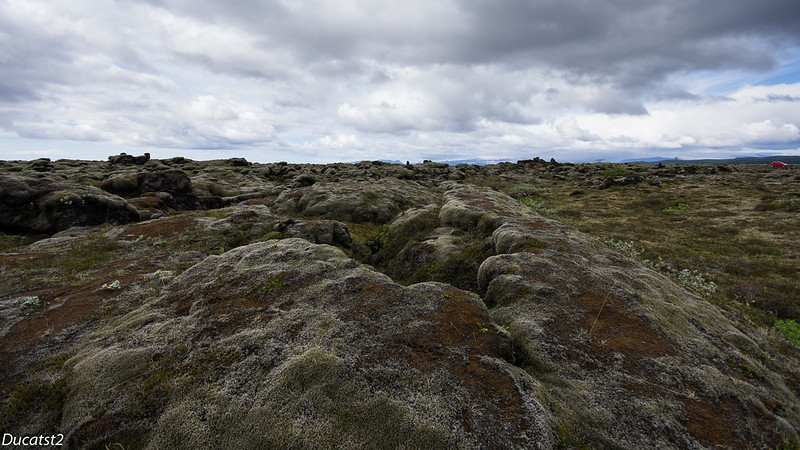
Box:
xmin=1 ymin=0 xmax=799 ymax=162
xmin=567 ymin=83 xmax=800 ymax=151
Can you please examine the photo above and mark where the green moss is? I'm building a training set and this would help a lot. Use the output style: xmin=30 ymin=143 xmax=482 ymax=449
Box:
xmin=774 ymin=319 xmax=800 ymax=345
xmin=0 ymin=232 xmax=39 ymax=253
xmin=373 ymin=210 xmax=440 ymax=258
xmin=34 ymin=353 xmax=73 ymax=372
xmin=259 ymin=272 xmax=288 ymax=299
xmin=366 ymin=224 xmax=390 ymax=253
xmin=663 ymin=202 xmax=689 ymax=214
xmin=520 ymin=197 xmax=557 ymax=218
xmin=556 ymin=421 xmax=590 ymax=450
xmin=409 ymin=240 xmax=492 ymax=292
xmin=56 ymin=233 xmax=123 ymax=277
xmin=728 ymin=357 xmax=760 ymax=380
xmin=599 ymin=166 xmax=632 ymax=178
xmin=539 ymin=169 xmax=800 ymax=327
xmin=755 ymin=197 xmax=800 ymax=212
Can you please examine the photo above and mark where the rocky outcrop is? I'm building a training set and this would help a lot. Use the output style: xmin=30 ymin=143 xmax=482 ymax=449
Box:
xmin=442 ymin=184 xmax=800 ymax=448
xmin=0 ymin=173 xmax=140 ymax=233
xmin=58 ymin=239 xmax=553 ymax=448
xmin=274 ymin=219 xmax=353 ymax=248
xmin=97 ymin=169 xmax=201 ymax=211
xmin=108 ymin=152 xmax=151 ymax=165
xmin=272 ymin=179 xmax=433 ymax=224
xmin=359 ymin=181 xmax=800 ymax=447
xmin=108 ymin=152 xmax=150 ymax=166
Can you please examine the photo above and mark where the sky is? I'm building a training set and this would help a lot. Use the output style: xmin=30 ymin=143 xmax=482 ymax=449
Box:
xmin=1 ymin=0 xmax=800 ymax=164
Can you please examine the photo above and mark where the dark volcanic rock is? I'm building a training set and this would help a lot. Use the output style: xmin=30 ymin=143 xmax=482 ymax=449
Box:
xmin=108 ymin=152 xmax=151 ymax=165
xmin=0 ymin=173 xmax=140 ymax=233
xmin=97 ymin=169 xmax=201 ymax=210
xmin=277 ymin=219 xmax=353 ymax=248
xmin=27 ymin=158 xmax=53 ymax=172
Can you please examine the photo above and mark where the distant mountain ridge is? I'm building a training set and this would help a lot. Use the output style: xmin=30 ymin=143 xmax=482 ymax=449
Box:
xmin=434 ymin=155 xmax=800 ymax=166
xmin=624 ymin=155 xmax=800 ymax=165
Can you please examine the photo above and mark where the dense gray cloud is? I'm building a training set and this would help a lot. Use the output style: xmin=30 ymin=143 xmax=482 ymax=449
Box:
xmin=0 ymin=0 xmax=799 ymax=162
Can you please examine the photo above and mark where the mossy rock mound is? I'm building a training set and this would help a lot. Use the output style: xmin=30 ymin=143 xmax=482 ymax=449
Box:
xmin=445 ymin=183 xmax=800 ymax=448
xmin=0 ymin=173 xmax=140 ymax=233
xmin=272 ymin=179 xmax=433 ymax=224
xmin=97 ymin=170 xmax=201 ymax=211
xmin=57 ymin=238 xmax=554 ymax=449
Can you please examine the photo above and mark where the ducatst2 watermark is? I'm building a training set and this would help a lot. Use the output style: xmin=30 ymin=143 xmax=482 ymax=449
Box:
xmin=2 ymin=433 xmax=64 ymax=447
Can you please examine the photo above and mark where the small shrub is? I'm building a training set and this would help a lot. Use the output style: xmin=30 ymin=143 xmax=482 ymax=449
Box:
xmin=774 ymin=319 xmax=800 ymax=345
xmin=663 ymin=203 xmax=689 ymax=214
xmin=675 ymin=268 xmax=716 ymax=293
xmin=604 ymin=239 xmax=641 ymax=259
xmin=366 ymin=225 xmax=390 ymax=254
xmin=469 ymin=292 xmax=489 ymax=311
xmin=19 ymin=296 xmax=41 ymax=313
xmin=642 ymin=257 xmax=716 ymax=294
xmin=101 ymin=280 xmax=121 ymax=291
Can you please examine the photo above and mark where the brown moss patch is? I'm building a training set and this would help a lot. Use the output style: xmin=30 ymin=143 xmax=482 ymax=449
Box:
xmin=683 ymin=396 xmax=750 ymax=448
xmin=574 ymin=292 xmax=675 ymax=357
xmin=450 ymin=355 xmax=532 ymax=446
xmin=0 ymin=272 xmax=143 ymax=353
xmin=419 ymin=288 xmax=530 ymax=443
xmin=119 ymin=216 xmax=198 ymax=240
xmin=243 ymin=198 xmax=271 ymax=206
xmin=432 ymin=288 xmax=504 ymax=354
xmin=338 ymin=278 xmax=405 ymax=322
xmin=0 ymin=252 xmax=53 ymax=269
xmin=128 ymin=196 xmax=166 ymax=211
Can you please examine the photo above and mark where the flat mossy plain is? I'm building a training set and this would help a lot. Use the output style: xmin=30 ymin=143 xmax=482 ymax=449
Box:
xmin=0 ymin=157 xmax=798 ymax=448
xmin=491 ymin=164 xmax=799 ymax=324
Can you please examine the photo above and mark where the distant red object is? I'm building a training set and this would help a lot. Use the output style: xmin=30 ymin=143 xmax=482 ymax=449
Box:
xmin=770 ymin=161 xmax=789 ymax=168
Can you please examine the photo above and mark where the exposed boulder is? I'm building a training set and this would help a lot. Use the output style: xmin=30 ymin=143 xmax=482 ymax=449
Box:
xmin=275 ymin=219 xmax=353 ymax=249
xmin=0 ymin=173 xmax=140 ymax=233
xmin=97 ymin=170 xmax=201 ymax=211
xmin=197 ymin=196 xmax=224 ymax=210
xmin=293 ymin=172 xmax=317 ymax=187
xmin=108 ymin=152 xmax=150 ymax=165
xmin=27 ymin=158 xmax=53 ymax=172
xmin=226 ymin=157 xmax=250 ymax=167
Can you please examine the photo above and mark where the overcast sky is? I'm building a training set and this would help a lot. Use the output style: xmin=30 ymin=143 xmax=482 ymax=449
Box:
xmin=1 ymin=0 xmax=799 ymax=163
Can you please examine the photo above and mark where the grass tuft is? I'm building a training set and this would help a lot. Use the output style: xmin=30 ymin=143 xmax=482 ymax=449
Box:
xmin=774 ymin=319 xmax=800 ymax=345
